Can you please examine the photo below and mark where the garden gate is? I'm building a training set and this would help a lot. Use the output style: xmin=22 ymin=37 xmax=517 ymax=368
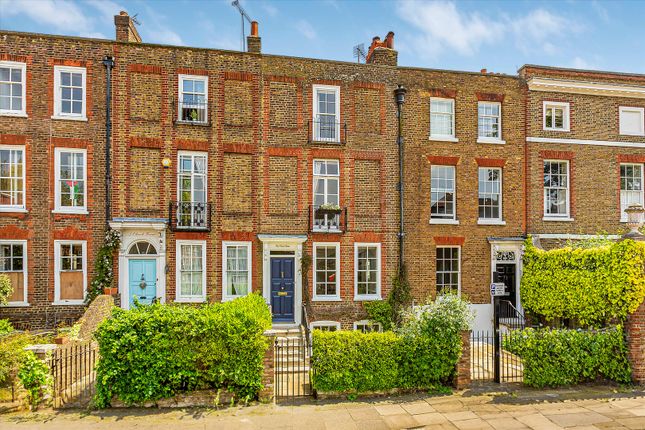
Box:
xmin=471 ymin=299 xmax=525 ymax=383
xmin=48 ymin=340 xmax=98 ymax=408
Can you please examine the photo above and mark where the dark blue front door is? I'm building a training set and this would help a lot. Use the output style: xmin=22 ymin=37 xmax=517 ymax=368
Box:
xmin=271 ymin=257 xmax=295 ymax=322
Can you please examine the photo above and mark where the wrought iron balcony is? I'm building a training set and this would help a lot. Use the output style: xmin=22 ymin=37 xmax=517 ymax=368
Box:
xmin=308 ymin=117 xmax=347 ymax=144
xmin=169 ymin=201 xmax=211 ymax=231
xmin=309 ymin=205 xmax=347 ymax=233
xmin=175 ymin=99 xmax=209 ymax=125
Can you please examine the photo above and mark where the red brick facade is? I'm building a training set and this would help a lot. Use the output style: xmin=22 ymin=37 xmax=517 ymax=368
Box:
xmin=0 ymin=18 xmax=644 ymax=338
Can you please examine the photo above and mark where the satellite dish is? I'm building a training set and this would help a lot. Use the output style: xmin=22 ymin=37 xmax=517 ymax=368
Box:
xmin=353 ymin=43 xmax=366 ymax=63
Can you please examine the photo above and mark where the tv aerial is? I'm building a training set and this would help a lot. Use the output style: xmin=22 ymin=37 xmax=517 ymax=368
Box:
xmin=232 ymin=0 xmax=253 ymax=51
xmin=353 ymin=43 xmax=366 ymax=63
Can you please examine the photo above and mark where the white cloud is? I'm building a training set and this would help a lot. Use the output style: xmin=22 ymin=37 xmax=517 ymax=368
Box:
xmin=396 ymin=0 xmax=503 ymax=57
xmin=0 ymin=0 xmax=93 ymax=33
xmin=138 ymin=3 xmax=184 ymax=46
xmin=591 ymin=0 xmax=610 ymax=23
xmin=295 ymin=19 xmax=316 ymax=40
xmin=86 ymin=0 xmax=124 ymax=22
xmin=396 ymin=0 xmax=582 ymax=59
xmin=261 ymin=2 xmax=278 ymax=17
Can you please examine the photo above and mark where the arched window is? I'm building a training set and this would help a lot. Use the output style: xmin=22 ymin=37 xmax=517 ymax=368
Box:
xmin=128 ymin=241 xmax=157 ymax=255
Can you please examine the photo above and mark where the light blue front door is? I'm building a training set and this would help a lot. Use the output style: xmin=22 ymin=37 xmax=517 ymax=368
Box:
xmin=128 ymin=259 xmax=157 ymax=308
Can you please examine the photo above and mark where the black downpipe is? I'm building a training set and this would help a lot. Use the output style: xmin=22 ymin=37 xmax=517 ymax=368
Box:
xmin=102 ymin=56 xmax=115 ymax=226
xmin=394 ymin=85 xmax=407 ymax=270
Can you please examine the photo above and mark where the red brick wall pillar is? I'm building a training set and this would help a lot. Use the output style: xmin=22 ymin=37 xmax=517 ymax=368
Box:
xmin=454 ymin=330 xmax=471 ymax=389
xmin=626 ymin=300 xmax=645 ymax=384
xmin=259 ymin=334 xmax=275 ymax=402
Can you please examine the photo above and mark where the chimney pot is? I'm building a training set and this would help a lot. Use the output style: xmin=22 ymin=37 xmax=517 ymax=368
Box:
xmin=247 ymin=21 xmax=261 ymax=53
xmin=480 ymin=68 xmax=487 ymax=74
xmin=251 ymin=21 xmax=259 ymax=37
xmin=119 ymin=10 xmax=128 ymax=16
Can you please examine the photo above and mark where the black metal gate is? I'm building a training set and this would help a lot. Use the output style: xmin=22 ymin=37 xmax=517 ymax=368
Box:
xmin=471 ymin=299 xmax=525 ymax=383
xmin=274 ymin=334 xmax=312 ymax=401
xmin=48 ymin=340 xmax=98 ymax=408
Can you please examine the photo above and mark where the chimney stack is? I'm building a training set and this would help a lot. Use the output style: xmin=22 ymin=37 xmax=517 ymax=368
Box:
xmin=366 ymin=31 xmax=397 ymax=66
xmin=114 ymin=11 xmax=142 ymax=43
xmin=247 ymin=21 xmax=261 ymax=54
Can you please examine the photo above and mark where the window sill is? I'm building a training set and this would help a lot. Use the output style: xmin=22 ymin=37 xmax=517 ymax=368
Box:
xmin=354 ymin=296 xmax=382 ymax=301
xmin=51 ymin=115 xmax=88 ymax=122
xmin=429 ymin=136 xmax=459 ymax=143
xmin=174 ymin=120 xmax=211 ymax=127
xmin=312 ymin=297 xmax=342 ymax=302
xmin=312 ymin=228 xmax=343 ymax=234
xmin=2 ymin=302 xmax=29 ymax=307
xmin=52 ymin=209 xmax=89 ymax=215
xmin=477 ymin=138 xmax=506 ymax=145
xmin=221 ymin=296 xmax=248 ymax=302
xmin=0 ymin=207 xmax=27 ymax=213
xmin=477 ymin=219 xmax=506 ymax=225
xmin=175 ymin=298 xmax=207 ymax=303
xmin=429 ymin=219 xmax=459 ymax=225
xmin=543 ymin=127 xmax=569 ymax=132
xmin=52 ymin=300 xmax=85 ymax=306
xmin=542 ymin=216 xmax=574 ymax=222
xmin=0 ymin=112 xmax=28 ymax=118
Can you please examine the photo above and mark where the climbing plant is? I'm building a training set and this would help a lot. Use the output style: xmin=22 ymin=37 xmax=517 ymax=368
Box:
xmin=86 ymin=228 xmax=121 ymax=303
xmin=521 ymin=237 xmax=645 ymax=327
xmin=387 ymin=264 xmax=412 ymax=326
xmin=0 ymin=273 xmax=12 ymax=305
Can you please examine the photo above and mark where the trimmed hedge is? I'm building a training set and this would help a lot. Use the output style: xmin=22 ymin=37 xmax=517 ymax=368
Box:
xmin=504 ymin=326 xmax=632 ymax=388
xmin=312 ymin=330 xmax=400 ymax=393
xmin=94 ymin=294 xmax=271 ymax=407
xmin=521 ymin=238 xmax=645 ymax=326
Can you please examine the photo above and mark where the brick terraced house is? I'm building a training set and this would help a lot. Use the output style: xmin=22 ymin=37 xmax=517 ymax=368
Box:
xmin=0 ymin=12 xmax=643 ymax=331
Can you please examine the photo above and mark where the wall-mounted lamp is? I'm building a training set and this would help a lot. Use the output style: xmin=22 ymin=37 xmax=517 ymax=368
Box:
xmin=162 ymin=158 xmax=172 ymax=168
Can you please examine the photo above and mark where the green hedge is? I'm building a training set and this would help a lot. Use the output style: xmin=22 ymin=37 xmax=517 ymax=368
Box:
xmin=94 ymin=294 xmax=271 ymax=407
xmin=504 ymin=327 xmax=632 ymax=388
xmin=311 ymin=330 xmax=400 ymax=393
xmin=521 ymin=238 xmax=645 ymax=326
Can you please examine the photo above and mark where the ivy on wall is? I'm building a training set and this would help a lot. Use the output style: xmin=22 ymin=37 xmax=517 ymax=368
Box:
xmin=521 ymin=238 xmax=645 ymax=327
xmin=86 ymin=229 xmax=121 ymax=303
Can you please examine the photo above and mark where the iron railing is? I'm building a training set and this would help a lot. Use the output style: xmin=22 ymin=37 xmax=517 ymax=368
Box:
xmin=308 ymin=205 xmax=347 ymax=233
xmin=274 ymin=334 xmax=312 ymax=401
xmin=308 ymin=118 xmax=347 ymax=144
xmin=169 ymin=201 xmax=211 ymax=231
xmin=175 ymin=99 xmax=209 ymax=124
xmin=48 ymin=340 xmax=98 ymax=408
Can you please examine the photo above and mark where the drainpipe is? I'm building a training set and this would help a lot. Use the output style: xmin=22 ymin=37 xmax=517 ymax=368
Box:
xmin=102 ymin=56 xmax=115 ymax=227
xmin=394 ymin=85 xmax=407 ymax=270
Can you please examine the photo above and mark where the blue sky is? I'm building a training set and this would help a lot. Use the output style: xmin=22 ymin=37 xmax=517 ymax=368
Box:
xmin=1 ymin=0 xmax=644 ymax=75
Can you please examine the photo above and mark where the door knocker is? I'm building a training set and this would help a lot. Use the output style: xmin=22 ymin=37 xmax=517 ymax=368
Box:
xmin=139 ymin=273 xmax=147 ymax=290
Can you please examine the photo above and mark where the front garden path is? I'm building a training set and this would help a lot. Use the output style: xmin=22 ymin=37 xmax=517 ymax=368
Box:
xmin=1 ymin=385 xmax=644 ymax=429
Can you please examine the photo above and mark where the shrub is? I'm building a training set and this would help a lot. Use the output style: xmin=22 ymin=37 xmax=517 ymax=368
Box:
xmin=521 ymin=238 xmax=645 ymax=327
xmin=18 ymin=351 xmax=51 ymax=409
xmin=397 ymin=294 xmax=473 ymax=388
xmin=0 ymin=273 xmax=12 ymax=305
xmin=94 ymin=294 xmax=271 ymax=408
xmin=504 ymin=326 xmax=632 ymax=388
xmin=364 ymin=300 xmax=393 ymax=331
xmin=0 ymin=333 xmax=49 ymax=386
xmin=0 ymin=319 xmax=13 ymax=336
xmin=311 ymin=295 xmax=473 ymax=394
xmin=311 ymin=330 xmax=399 ymax=393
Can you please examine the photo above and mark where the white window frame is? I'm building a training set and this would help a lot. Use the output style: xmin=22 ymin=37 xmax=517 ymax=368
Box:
xmin=222 ymin=241 xmax=252 ymax=302
xmin=620 ymin=163 xmax=644 ymax=222
xmin=353 ymin=320 xmax=382 ymax=333
xmin=311 ymin=320 xmax=341 ymax=331
xmin=53 ymin=240 xmax=87 ymax=305
xmin=177 ymin=151 xmax=208 ymax=203
xmin=53 ymin=65 xmax=87 ymax=121
xmin=477 ymin=167 xmax=504 ymax=225
xmin=430 ymin=165 xmax=458 ymax=224
xmin=543 ymin=101 xmax=570 ymax=132
xmin=354 ymin=243 xmax=381 ymax=300
xmin=54 ymin=147 xmax=88 ymax=214
xmin=543 ymin=159 xmax=572 ymax=220
xmin=429 ymin=97 xmax=458 ymax=142
xmin=178 ymin=74 xmax=208 ymax=123
xmin=477 ymin=101 xmax=505 ymax=144
xmin=619 ymin=106 xmax=645 ymax=136
xmin=436 ymin=245 xmax=461 ymax=296
xmin=0 ymin=61 xmax=27 ymax=117
xmin=0 ymin=240 xmax=28 ymax=307
xmin=312 ymin=242 xmax=341 ymax=301
xmin=175 ymin=240 xmax=207 ymax=303
xmin=312 ymin=159 xmax=341 ymax=232
xmin=0 ymin=145 xmax=26 ymax=212
xmin=312 ymin=84 xmax=341 ymax=142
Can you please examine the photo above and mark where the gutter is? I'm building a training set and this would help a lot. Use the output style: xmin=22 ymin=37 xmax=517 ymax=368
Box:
xmin=102 ymin=56 xmax=115 ymax=226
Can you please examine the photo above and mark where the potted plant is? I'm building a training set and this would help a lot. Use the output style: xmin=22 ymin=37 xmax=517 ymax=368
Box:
xmin=315 ymin=203 xmax=342 ymax=217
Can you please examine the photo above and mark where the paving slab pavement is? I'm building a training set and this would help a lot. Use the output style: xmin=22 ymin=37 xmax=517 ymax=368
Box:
xmin=1 ymin=387 xmax=644 ymax=430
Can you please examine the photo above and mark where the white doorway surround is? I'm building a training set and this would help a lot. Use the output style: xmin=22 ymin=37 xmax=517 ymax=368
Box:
xmin=109 ymin=218 xmax=167 ymax=310
xmin=258 ymin=234 xmax=307 ymax=327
